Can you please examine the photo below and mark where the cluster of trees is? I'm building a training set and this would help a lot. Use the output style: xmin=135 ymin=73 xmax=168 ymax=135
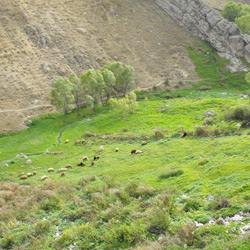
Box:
xmin=222 ymin=1 xmax=250 ymax=35
xmin=109 ymin=91 xmax=139 ymax=118
xmin=51 ymin=62 xmax=136 ymax=121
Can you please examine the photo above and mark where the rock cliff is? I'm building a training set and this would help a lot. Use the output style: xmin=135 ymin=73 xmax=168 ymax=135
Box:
xmin=156 ymin=0 xmax=250 ymax=72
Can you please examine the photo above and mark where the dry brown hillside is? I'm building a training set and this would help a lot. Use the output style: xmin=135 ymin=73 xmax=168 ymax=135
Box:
xmin=1 ymin=0 xmax=247 ymax=132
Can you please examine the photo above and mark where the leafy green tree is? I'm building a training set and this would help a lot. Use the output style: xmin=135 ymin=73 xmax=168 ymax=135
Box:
xmin=222 ymin=1 xmax=250 ymax=21
xmin=104 ymin=62 xmax=136 ymax=96
xmin=246 ymin=72 xmax=250 ymax=84
xmin=51 ymin=77 xmax=74 ymax=122
xmin=86 ymin=95 xmax=94 ymax=112
xmin=100 ymin=68 xmax=116 ymax=104
xmin=108 ymin=92 xmax=138 ymax=118
xmin=69 ymin=72 xmax=84 ymax=115
xmin=80 ymin=69 xmax=105 ymax=107
xmin=222 ymin=1 xmax=244 ymax=21
xmin=235 ymin=15 xmax=250 ymax=35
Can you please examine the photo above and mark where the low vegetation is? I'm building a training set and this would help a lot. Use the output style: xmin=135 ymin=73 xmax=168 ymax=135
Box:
xmin=1 ymin=42 xmax=250 ymax=249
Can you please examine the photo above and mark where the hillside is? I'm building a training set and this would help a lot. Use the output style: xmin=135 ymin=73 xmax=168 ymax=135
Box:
xmin=0 ymin=0 xmax=200 ymax=133
xmin=0 ymin=42 xmax=250 ymax=249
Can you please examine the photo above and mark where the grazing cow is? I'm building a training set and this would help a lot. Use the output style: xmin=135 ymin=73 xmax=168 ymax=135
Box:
xmin=65 ymin=164 xmax=73 ymax=169
xmin=77 ymin=162 xmax=86 ymax=167
xmin=91 ymin=162 xmax=95 ymax=166
xmin=75 ymin=139 xmax=85 ymax=145
xmin=41 ymin=176 xmax=48 ymax=181
xmin=33 ymin=171 xmax=37 ymax=175
xmin=97 ymin=145 xmax=104 ymax=153
xmin=181 ymin=132 xmax=187 ymax=138
xmin=116 ymin=148 xmax=119 ymax=152
xmin=27 ymin=173 xmax=33 ymax=177
xmin=135 ymin=150 xmax=143 ymax=154
xmin=82 ymin=156 xmax=89 ymax=161
xmin=48 ymin=168 xmax=55 ymax=172
xmin=131 ymin=150 xmax=137 ymax=154
xmin=61 ymin=172 xmax=66 ymax=177
xmin=65 ymin=139 xmax=69 ymax=144
xmin=20 ymin=175 xmax=27 ymax=180
xmin=142 ymin=141 xmax=147 ymax=146
xmin=93 ymin=156 xmax=100 ymax=161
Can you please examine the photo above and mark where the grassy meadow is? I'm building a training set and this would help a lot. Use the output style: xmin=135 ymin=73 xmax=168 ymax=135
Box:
xmin=0 ymin=42 xmax=250 ymax=249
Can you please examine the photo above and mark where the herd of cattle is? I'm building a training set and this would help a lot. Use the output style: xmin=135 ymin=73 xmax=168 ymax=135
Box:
xmin=18 ymin=139 xmax=148 ymax=181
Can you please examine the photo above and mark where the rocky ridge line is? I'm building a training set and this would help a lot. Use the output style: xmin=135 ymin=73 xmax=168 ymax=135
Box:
xmin=156 ymin=0 xmax=250 ymax=72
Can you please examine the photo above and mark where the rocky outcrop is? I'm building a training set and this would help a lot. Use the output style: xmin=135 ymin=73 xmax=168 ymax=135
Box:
xmin=156 ymin=0 xmax=250 ymax=72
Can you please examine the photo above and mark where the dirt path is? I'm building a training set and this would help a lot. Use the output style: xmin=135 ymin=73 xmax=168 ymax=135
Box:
xmin=0 ymin=116 xmax=93 ymax=164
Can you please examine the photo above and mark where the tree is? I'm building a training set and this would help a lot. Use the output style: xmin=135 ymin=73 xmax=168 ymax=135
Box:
xmin=69 ymin=72 xmax=84 ymax=115
xmin=100 ymin=68 xmax=116 ymax=104
xmin=235 ymin=15 xmax=250 ymax=35
xmin=222 ymin=2 xmax=250 ymax=22
xmin=80 ymin=69 xmax=105 ymax=107
xmin=104 ymin=62 xmax=136 ymax=96
xmin=222 ymin=1 xmax=244 ymax=21
xmin=86 ymin=95 xmax=94 ymax=112
xmin=51 ymin=77 xmax=74 ymax=122
xmin=246 ymin=72 xmax=250 ymax=84
xmin=108 ymin=92 xmax=138 ymax=118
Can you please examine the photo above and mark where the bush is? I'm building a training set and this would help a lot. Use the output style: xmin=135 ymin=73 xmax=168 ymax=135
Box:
xmin=158 ymin=169 xmax=184 ymax=180
xmin=0 ymin=233 xmax=14 ymax=250
xmin=164 ymin=77 xmax=169 ymax=86
xmin=203 ymin=117 xmax=215 ymax=126
xmin=224 ymin=105 xmax=250 ymax=124
xmin=235 ymin=14 xmax=250 ymax=35
xmin=194 ymin=213 xmax=210 ymax=224
xmin=153 ymin=129 xmax=164 ymax=139
xmin=40 ymin=196 xmax=61 ymax=211
xmin=34 ymin=220 xmax=51 ymax=236
xmin=147 ymin=207 xmax=170 ymax=234
xmin=118 ymin=220 xmax=147 ymax=244
xmin=183 ymin=199 xmax=202 ymax=212
xmin=222 ymin=1 xmax=250 ymax=21
xmin=207 ymin=196 xmax=230 ymax=211
xmin=198 ymin=85 xmax=211 ymax=91
xmin=177 ymin=222 xmax=196 ymax=247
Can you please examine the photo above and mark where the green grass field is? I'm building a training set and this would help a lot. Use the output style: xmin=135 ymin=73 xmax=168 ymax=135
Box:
xmin=0 ymin=42 xmax=250 ymax=250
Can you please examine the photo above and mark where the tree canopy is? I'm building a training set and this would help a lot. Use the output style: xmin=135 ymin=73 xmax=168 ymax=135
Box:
xmin=51 ymin=62 xmax=136 ymax=120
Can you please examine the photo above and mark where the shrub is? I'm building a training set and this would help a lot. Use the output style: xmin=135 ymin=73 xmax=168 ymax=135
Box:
xmin=153 ymin=129 xmax=164 ymax=139
xmin=194 ymin=125 xmax=209 ymax=136
xmin=147 ymin=207 xmax=170 ymax=234
xmin=34 ymin=220 xmax=51 ymax=236
xmin=224 ymin=105 xmax=250 ymax=125
xmin=198 ymin=85 xmax=211 ymax=91
xmin=183 ymin=199 xmax=202 ymax=212
xmin=40 ymin=196 xmax=61 ymax=211
xmin=194 ymin=213 xmax=210 ymax=224
xmin=222 ymin=1 xmax=250 ymax=22
xmin=158 ymin=169 xmax=184 ymax=180
xmin=203 ymin=117 xmax=215 ymax=126
xmin=118 ymin=220 xmax=147 ymax=244
xmin=164 ymin=77 xmax=169 ymax=86
xmin=235 ymin=15 xmax=250 ymax=35
xmin=0 ymin=233 xmax=14 ymax=250
xmin=125 ymin=181 xmax=156 ymax=199
xmin=177 ymin=222 xmax=196 ymax=246
xmin=207 ymin=196 xmax=230 ymax=211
